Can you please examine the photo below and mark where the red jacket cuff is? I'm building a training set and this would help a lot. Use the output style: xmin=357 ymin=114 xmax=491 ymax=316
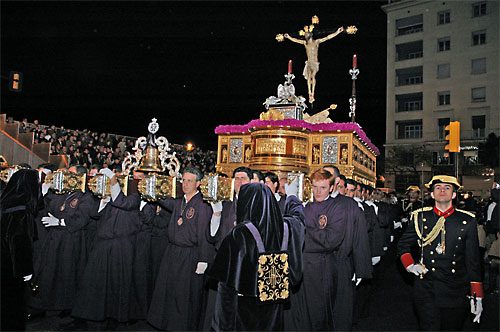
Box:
xmin=470 ymin=282 xmax=483 ymax=298
xmin=400 ymin=253 xmax=415 ymax=269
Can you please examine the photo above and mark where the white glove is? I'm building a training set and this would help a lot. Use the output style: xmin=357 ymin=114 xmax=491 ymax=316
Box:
xmin=383 ymin=246 xmax=388 ymax=251
xmin=210 ymin=202 xmax=223 ymax=214
xmin=372 ymin=256 xmax=381 ymax=266
xmin=351 ymin=273 xmax=362 ymax=286
xmin=99 ymin=167 xmax=115 ymax=179
xmin=41 ymin=183 xmax=52 ymax=196
xmin=406 ymin=263 xmax=428 ymax=276
xmin=42 ymin=213 xmax=65 ymax=227
xmin=390 ymin=235 xmax=394 ymax=243
xmin=195 ymin=262 xmax=208 ymax=274
xmin=401 ymin=218 xmax=408 ymax=223
xmin=394 ymin=221 xmax=402 ymax=229
xmin=470 ymin=298 xmax=483 ymax=323
xmin=285 ymin=177 xmax=299 ymax=197
xmin=23 ymin=274 xmax=32 ymax=282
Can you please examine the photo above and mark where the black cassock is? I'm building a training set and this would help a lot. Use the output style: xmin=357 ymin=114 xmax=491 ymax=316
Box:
xmin=132 ymin=201 xmax=171 ymax=319
xmin=285 ymin=195 xmax=372 ymax=331
xmin=31 ymin=191 xmax=97 ymax=311
xmin=148 ymin=192 xmax=214 ymax=331
xmin=1 ymin=169 xmax=43 ymax=331
xmin=71 ymin=191 xmax=140 ymax=322
xmin=208 ymin=184 xmax=305 ymax=331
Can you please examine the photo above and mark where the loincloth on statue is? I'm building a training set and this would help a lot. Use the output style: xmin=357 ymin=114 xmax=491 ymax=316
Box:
xmin=303 ymin=61 xmax=320 ymax=80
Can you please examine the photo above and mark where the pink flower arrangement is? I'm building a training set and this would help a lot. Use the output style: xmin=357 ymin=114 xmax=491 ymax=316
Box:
xmin=214 ymin=119 xmax=380 ymax=155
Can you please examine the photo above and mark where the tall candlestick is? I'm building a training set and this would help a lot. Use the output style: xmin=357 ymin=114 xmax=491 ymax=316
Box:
xmin=353 ymin=54 xmax=357 ymax=68
xmin=288 ymin=60 xmax=292 ymax=73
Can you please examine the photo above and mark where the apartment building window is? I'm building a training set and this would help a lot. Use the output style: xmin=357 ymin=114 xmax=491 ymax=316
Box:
xmin=438 ymin=37 xmax=450 ymax=51
xmin=472 ymin=30 xmax=486 ymax=45
xmin=396 ymin=14 xmax=423 ymax=36
xmin=437 ymin=63 xmax=450 ymax=78
xmin=472 ymin=2 xmax=486 ymax=17
xmin=438 ymin=91 xmax=451 ymax=106
xmin=396 ymin=120 xmax=422 ymax=139
xmin=438 ymin=10 xmax=450 ymax=25
xmin=471 ymin=87 xmax=486 ymax=102
xmin=472 ymin=115 xmax=485 ymax=138
xmin=471 ymin=58 xmax=486 ymax=74
xmin=396 ymin=40 xmax=423 ymax=61
xmin=396 ymin=66 xmax=423 ymax=86
xmin=396 ymin=92 xmax=423 ymax=112
xmin=433 ymin=151 xmax=453 ymax=165
xmin=438 ymin=118 xmax=450 ymax=139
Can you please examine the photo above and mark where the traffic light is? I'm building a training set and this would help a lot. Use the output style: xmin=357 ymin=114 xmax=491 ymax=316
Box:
xmin=445 ymin=121 xmax=460 ymax=152
xmin=9 ymin=71 xmax=22 ymax=92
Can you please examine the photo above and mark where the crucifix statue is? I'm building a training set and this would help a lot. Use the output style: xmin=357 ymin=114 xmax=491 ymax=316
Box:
xmin=276 ymin=16 xmax=357 ymax=104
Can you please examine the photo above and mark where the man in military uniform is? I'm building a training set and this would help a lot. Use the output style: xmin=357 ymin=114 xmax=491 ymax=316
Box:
xmin=397 ymin=175 xmax=483 ymax=331
xmin=400 ymin=185 xmax=423 ymax=229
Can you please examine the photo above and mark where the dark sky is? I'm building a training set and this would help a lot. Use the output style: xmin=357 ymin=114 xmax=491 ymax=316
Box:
xmin=1 ymin=1 xmax=387 ymax=152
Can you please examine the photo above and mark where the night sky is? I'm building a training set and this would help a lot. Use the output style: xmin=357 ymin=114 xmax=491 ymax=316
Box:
xmin=1 ymin=1 xmax=387 ymax=152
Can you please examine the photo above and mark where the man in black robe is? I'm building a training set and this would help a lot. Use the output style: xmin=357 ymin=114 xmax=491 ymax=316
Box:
xmin=208 ymin=183 xmax=305 ymax=331
xmin=148 ymin=167 xmax=215 ymax=331
xmin=1 ymin=169 xmax=43 ymax=331
xmin=209 ymin=166 xmax=252 ymax=249
xmin=285 ymin=169 xmax=372 ymax=331
xmin=30 ymin=166 xmax=97 ymax=316
xmin=264 ymin=171 xmax=286 ymax=213
xmin=68 ymin=168 xmax=141 ymax=329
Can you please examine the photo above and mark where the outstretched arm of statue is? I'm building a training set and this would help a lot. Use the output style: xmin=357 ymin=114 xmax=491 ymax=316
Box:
xmin=317 ymin=26 xmax=344 ymax=44
xmin=284 ymin=33 xmax=305 ymax=45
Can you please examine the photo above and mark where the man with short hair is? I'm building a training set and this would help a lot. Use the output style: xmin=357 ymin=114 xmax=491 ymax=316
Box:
xmin=337 ymin=174 xmax=347 ymax=195
xmin=264 ymin=171 xmax=286 ymax=213
xmin=209 ymin=167 xmax=252 ymax=248
xmin=251 ymin=169 xmax=264 ymax=183
xmin=285 ymin=169 xmax=371 ymax=331
xmin=397 ymin=175 xmax=483 ymax=330
xmin=148 ymin=167 xmax=214 ymax=331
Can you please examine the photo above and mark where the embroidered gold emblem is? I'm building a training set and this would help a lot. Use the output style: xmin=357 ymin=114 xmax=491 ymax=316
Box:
xmin=257 ymin=252 xmax=289 ymax=302
xmin=70 ymin=198 xmax=78 ymax=209
xmin=318 ymin=215 xmax=328 ymax=229
xmin=186 ymin=207 xmax=195 ymax=219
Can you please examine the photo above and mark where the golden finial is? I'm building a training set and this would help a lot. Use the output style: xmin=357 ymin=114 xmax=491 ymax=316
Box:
xmin=312 ymin=15 xmax=319 ymax=24
xmin=275 ymin=34 xmax=284 ymax=42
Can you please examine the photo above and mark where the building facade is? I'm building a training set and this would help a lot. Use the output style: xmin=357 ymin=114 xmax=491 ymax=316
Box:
xmin=382 ymin=0 xmax=499 ymax=193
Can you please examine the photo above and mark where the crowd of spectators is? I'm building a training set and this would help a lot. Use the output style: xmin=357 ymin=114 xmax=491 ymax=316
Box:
xmin=8 ymin=116 xmax=217 ymax=174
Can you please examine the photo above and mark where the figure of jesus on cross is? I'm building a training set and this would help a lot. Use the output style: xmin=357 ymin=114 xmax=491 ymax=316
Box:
xmin=277 ymin=16 xmax=356 ymax=104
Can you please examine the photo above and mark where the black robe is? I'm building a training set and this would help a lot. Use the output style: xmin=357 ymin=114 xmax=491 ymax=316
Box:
xmin=71 ymin=191 xmax=140 ymax=322
xmin=31 ymin=191 xmax=96 ymax=311
xmin=285 ymin=195 xmax=372 ymax=331
xmin=208 ymin=184 xmax=305 ymax=331
xmin=1 ymin=169 xmax=43 ymax=331
xmin=132 ymin=201 xmax=171 ymax=319
xmin=148 ymin=192 xmax=214 ymax=331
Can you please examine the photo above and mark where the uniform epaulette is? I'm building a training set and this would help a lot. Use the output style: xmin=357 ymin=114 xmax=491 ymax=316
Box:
xmin=411 ymin=206 xmax=433 ymax=216
xmin=455 ymin=209 xmax=475 ymax=218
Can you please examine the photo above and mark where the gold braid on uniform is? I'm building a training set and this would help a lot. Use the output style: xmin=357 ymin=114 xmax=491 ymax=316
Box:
xmin=455 ymin=209 xmax=476 ymax=218
xmin=411 ymin=207 xmax=446 ymax=248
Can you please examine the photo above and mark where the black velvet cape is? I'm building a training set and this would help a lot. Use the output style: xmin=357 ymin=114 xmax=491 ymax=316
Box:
xmin=208 ymin=183 xmax=305 ymax=330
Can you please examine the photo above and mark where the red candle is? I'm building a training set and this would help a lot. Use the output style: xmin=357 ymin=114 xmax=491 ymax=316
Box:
xmin=353 ymin=54 xmax=357 ymax=68
xmin=288 ymin=60 xmax=292 ymax=73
